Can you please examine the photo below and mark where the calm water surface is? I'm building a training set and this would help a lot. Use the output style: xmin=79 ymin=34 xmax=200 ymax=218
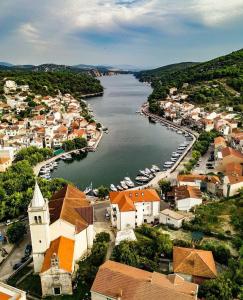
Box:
xmin=52 ymin=75 xmax=185 ymax=189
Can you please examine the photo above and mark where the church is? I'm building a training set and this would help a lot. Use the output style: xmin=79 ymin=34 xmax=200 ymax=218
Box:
xmin=28 ymin=182 xmax=94 ymax=297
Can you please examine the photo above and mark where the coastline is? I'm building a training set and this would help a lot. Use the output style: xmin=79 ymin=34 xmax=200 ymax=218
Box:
xmin=132 ymin=103 xmax=198 ymax=189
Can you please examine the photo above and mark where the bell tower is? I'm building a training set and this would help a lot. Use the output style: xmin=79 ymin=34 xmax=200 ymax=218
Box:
xmin=28 ymin=182 xmax=50 ymax=273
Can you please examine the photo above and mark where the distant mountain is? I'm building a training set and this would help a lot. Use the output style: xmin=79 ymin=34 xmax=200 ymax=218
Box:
xmin=137 ymin=48 xmax=243 ymax=111
xmin=136 ymin=62 xmax=199 ymax=80
xmin=0 ymin=61 xmax=13 ymax=67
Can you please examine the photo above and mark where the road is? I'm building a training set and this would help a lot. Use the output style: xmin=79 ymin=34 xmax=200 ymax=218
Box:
xmin=0 ymin=232 xmax=31 ymax=280
xmin=193 ymin=144 xmax=215 ymax=174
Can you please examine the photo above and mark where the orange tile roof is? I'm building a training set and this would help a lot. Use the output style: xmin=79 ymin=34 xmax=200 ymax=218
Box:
xmin=41 ymin=236 xmax=74 ymax=273
xmin=173 ymin=247 xmax=217 ymax=279
xmin=221 ymin=147 xmax=243 ymax=159
xmin=110 ymin=189 xmax=160 ymax=212
xmin=73 ymin=128 xmax=86 ymax=137
xmin=49 ymin=185 xmax=93 ymax=233
xmin=0 ymin=292 xmax=11 ymax=300
xmin=174 ymin=186 xmax=202 ymax=200
xmin=214 ymin=136 xmax=226 ymax=145
xmin=91 ymin=260 xmax=198 ymax=300
xmin=225 ymin=162 xmax=243 ymax=176
xmin=226 ymin=175 xmax=243 ymax=184
xmin=177 ymin=174 xmax=206 ymax=182
xmin=0 ymin=157 xmax=11 ymax=164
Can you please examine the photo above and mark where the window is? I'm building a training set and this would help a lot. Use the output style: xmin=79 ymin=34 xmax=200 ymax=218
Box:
xmin=38 ymin=216 xmax=42 ymax=224
xmin=141 ymin=192 xmax=144 ymax=196
xmin=53 ymin=287 xmax=61 ymax=295
xmin=135 ymin=193 xmax=138 ymax=197
xmin=135 ymin=216 xmax=137 ymax=219
xmin=39 ymin=240 xmax=42 ymax=243
xmin=34 ymin=216 xmax=38 ymax=224
xmin=135 ymin=222 xmax=137 ymax=226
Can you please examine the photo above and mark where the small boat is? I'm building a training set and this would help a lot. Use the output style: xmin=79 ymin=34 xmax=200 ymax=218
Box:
xmin=135 ymin=176 xmax=149 ymax=182
xmin=84 ymin=182 xmax=93 ymax=194
xmin=177 ymin=130 xmax=183 ymax=134
xmin=120 ymin=181 xmax=128 ymax=190
xmin=139 ymin=170 xmax=150 ymax=177
xmin=117 ymin=185 xmax=123 ymax=191
xmin=125 ymin=180 xmax=135 ymax=188
xmin=110 ymin=184 xmax=117 ymax=192
xmin=152 ymin=165 xmax=160 ymax=172
xmin=145 ymin=168 xmax=152 ymax=174
xmin=93 ymin=189 xmax=98 ymax=197
xmin=171 ymin=157 xmax=178 ymax=162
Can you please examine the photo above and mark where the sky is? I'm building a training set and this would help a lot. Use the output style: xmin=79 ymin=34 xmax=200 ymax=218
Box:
xmin=0 ymin=0 xmax=243 ymax=68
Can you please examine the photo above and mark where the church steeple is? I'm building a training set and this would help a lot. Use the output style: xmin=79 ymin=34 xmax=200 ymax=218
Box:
xmin=31 ymin=181 xmax=45 ymax=208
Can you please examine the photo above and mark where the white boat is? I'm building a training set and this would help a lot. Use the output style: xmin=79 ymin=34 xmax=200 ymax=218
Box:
xmin=152 ymin=165 xmax=160 ymax=172
xmin=171 ymin=157 xmax=178 ymax=162
xmin=93 ymin=189 xmax=98 ymax=196
xmin=139 ymin=170 xmax=150 ymax=177
xmin=135 ymin=176 xmax=149 ymax=182
xmin=84 ymin=182 xmax=93 ymax=194
xmin=120 ymin=181 xmax=128 ymax=190
xmin=145 ymin=168 xmax=152 ymax=174
xmin=124 ymin=177 xmax=132 ymax=181
xmin=125 ymin=180 xmax=135 ymax=188
xmin=110 ymin=184 xmax=117 ymax=192
xmin=172 ymin=153 xmax=181 ymax=158
xmin=117 ymin=185 xmax=123 ymax=191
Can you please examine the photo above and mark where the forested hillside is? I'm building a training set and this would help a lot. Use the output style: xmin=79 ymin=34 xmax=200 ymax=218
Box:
xmin=0 ymin=70 xmax=103 ymax=97
xmin=136 ymin=49 xmax=243 ymax=111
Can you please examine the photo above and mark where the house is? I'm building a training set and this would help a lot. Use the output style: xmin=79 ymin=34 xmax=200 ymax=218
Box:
xmin=0 ymin=156 xmax=12 ymax=172
xmin=223 ymin=162 xmax=243 ymax=197
xmin=177 ymin=174 xmax=206 ymax=189
xmin=216 ymin=147 xmax=243 ymax=172
xmin=200 ymin=119 xmax=214 ymax=132
xmin=28 ymin=183 xmax=94 ymax=297
xmin=0 ymin=281 xmax=26 ymax=300
xmin=173 ymin=247 xmax=217 ymax=284
xmin=91 ymin=260 xmax=198 ymax=300
xmin=110 ymin=189 xmax=160 ymax=230
xmin=174 ymin=186 xmax=202 ymax=212
xmin=214 ymin=136 xmax=227 ymax=158
xmin=160 ymin=209 xmax=185 ymax=228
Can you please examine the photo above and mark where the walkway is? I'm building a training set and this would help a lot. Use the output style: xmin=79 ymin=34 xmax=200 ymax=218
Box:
xmin=134 ymin=104 xmax=198 ymax=189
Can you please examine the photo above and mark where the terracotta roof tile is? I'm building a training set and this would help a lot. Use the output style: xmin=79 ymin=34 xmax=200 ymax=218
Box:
xmin=175 ymin=186 xmax=202 ymax=200
xmin=225 ymin=162 xmax=242 ymax=176
xmin=221 ymin=147 xmax=243 ymax=159
xmin=49 ymin=185 xmax=93 ymax=233
xmin=91 ymin=260 xmax=198 ymax=300
xmin=110 ymin=189 xmax=160 ymax=212
xmin=41 ymin=236 xmax=74 ymax=273
xmin=177 ymin=175 xmax=206 ymax=182
xmin=214 ymin=136 xmax=226 ymax=145
xmin=173 ymin=247 xmax=217 ymax=279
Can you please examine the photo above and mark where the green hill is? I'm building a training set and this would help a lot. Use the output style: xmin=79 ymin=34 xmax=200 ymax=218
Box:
xmin=136 ymin=49 xmax=243 ymax=112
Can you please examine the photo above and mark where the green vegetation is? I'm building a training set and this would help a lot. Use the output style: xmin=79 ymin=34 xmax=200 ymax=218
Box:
xmin=137 ymin=48 xmax=243 ymax=112
xmin=158 ymin=179 xmax=171 ymax=197
xmin=97 ymin=185 xmax=109 ymax=199
xmin=0 ymin=156 xmax=68 ymax=221
xmin=6 ymin=221 xmax=27 ymax=244
xmin=62 ymin=137 xmax=87 ymax=151
xmin=15 ymin=146 xmax=53 ymax=166
xmin=0 ymin=70 xmax=103 ymax=97
xmin=112 ymin=225 xmax=172 ymax=272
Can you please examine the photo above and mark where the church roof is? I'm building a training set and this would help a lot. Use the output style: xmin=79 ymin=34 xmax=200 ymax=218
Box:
xmin=49 ymin=184 xmax=93 ymax=233
xmin=30 ymin=181 xmax=45 ymax=208
xmin=40 ymin=236 xmax=74 ymax=273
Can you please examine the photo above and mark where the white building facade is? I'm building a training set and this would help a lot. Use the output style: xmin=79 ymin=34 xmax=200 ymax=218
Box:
xmin=110 ymin=189 xmax=160 ymax=230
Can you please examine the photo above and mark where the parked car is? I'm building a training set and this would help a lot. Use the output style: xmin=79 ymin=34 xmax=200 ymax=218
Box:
xmin=25 ymin=244 xmax=32 ymax=256
xmin=207 ymin=166 xmax=214 ymax=169
xmin=13 ymin=262 xmax=22 ymax=270
xmin=21 ymin=256 xmax=29 ymax=263
xmin=206 ymin=163 xmax=213 ymax=166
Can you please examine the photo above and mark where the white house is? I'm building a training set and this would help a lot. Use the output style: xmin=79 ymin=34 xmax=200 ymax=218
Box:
xmin=0 ymin=282 xmax=26 ymax=300
xmin=160 ymin=209 xmax=185 ymax=228
xmin=110 ymin=189 xmax=160 ymax=230
xmin=223 ymin=175 xmax=243 ymax=197
xmin=28 ymin=183 xmax=94 ymax=297
xmin=174 ymin=185 xmax=202 ymax=212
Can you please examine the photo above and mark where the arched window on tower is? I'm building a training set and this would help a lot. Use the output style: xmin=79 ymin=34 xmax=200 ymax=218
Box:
xmin=34 ymin=216 xmax=38 ymax=224
xmin=38 ymin=216 xmax=42 ymax=224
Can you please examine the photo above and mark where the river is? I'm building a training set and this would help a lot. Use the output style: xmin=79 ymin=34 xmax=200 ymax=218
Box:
xmin=51 ymin=74 xmax=185 ymax=189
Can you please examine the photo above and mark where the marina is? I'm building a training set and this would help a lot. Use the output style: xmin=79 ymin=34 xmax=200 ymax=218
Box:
xmin=49 ymin=75 xmax=190 ymax=190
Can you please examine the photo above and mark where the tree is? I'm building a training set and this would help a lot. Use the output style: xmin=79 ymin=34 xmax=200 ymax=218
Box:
xmin=158 ymin=179 xmax=171 ymax=196
xmin=112 ymin=241 xmax=140 ymax=267
xmin=199 ymin=276 xmax=233 ymax=300
xmin=95 ymin=232 xmax=110 ymax=243
xmin=7 ymin=222 xmax=27 ymax=244
xmin=97 ymin=185 xmax=109 ymax=199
